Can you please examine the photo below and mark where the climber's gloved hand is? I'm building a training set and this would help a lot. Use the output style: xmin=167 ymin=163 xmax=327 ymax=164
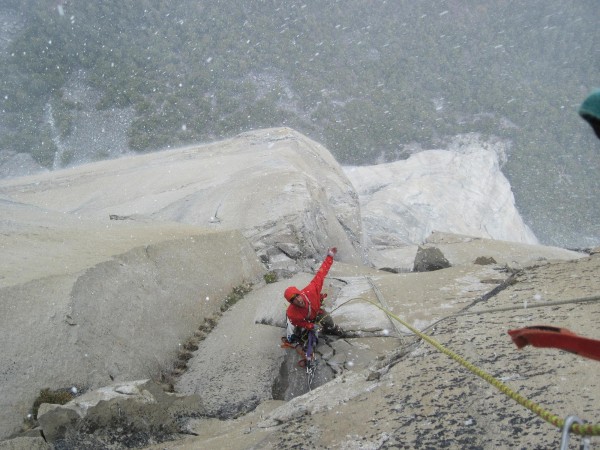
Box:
xmin=327 ymin=247 xmax=337 ymax=258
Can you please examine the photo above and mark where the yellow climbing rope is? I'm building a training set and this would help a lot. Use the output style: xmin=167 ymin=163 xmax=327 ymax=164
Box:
xmin=281 ymin=280 xmax=599 ymax=435
xmin=361 ymin=298 xmax=600 ymax=437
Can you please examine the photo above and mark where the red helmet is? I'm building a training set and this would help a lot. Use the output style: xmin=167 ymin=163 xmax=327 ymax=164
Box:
xmin=284 ymin=286 xmax=301 ymax=302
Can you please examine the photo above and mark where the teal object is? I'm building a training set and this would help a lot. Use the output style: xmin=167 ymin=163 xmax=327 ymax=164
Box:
xmin=579 ymin=90 xmax=600 ymax=139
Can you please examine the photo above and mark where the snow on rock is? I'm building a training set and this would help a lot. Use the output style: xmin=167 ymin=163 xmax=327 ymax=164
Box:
xmin=344 ymin=135 xmax=538 ymax=247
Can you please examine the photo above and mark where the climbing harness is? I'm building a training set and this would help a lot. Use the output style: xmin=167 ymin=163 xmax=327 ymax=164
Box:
xmin=280 ymin=328 xmax=319 ymax=390
xmin=508 ymin=325 xmax=600 ymax=362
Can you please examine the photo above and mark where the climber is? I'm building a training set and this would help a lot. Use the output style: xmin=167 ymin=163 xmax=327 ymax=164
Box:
xmin=283 ymin=247 xmax=344 ymax=354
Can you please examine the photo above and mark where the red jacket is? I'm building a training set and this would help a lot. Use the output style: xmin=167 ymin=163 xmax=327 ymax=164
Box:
xmin=285 ymin=255 xmax=333 ymax=330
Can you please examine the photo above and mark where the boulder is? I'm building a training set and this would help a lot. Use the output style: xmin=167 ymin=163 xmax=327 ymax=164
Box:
xmin=413 ymin=246 xmax=451 ymax=272
xmin=474 ymin=256 xmax=497 ymax=265
xmin=36 ymin=379 xmax=203 ymax=448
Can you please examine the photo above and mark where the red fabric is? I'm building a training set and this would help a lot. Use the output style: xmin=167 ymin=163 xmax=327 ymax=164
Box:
xmin=284 ymin=286 xmax=301 ymax=302
xmin=508 ymin=325 xmax=600 ymax=362
xmin=286 ymin=255 xmax=333 ymax=330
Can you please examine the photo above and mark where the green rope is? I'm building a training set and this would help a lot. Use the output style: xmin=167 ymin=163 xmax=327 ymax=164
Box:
xmin=360 ymin=298 xmax=600 ymax=436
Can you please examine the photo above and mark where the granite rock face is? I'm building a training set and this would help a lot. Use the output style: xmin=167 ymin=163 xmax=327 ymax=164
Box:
xmin=0 ymin=128 xmax=593 ymax=448
xmin=0 ymin=128 xmax=363 ymax=440
xmin=0 ymin=127 xmax=366 ymax=269
xmin=344 ymin=134 xmax=538 ymax=247
xmin=144 ymin=248 xmax=597 ymax=450
xmin=0 ymin=205 xmax=263 ymax=440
